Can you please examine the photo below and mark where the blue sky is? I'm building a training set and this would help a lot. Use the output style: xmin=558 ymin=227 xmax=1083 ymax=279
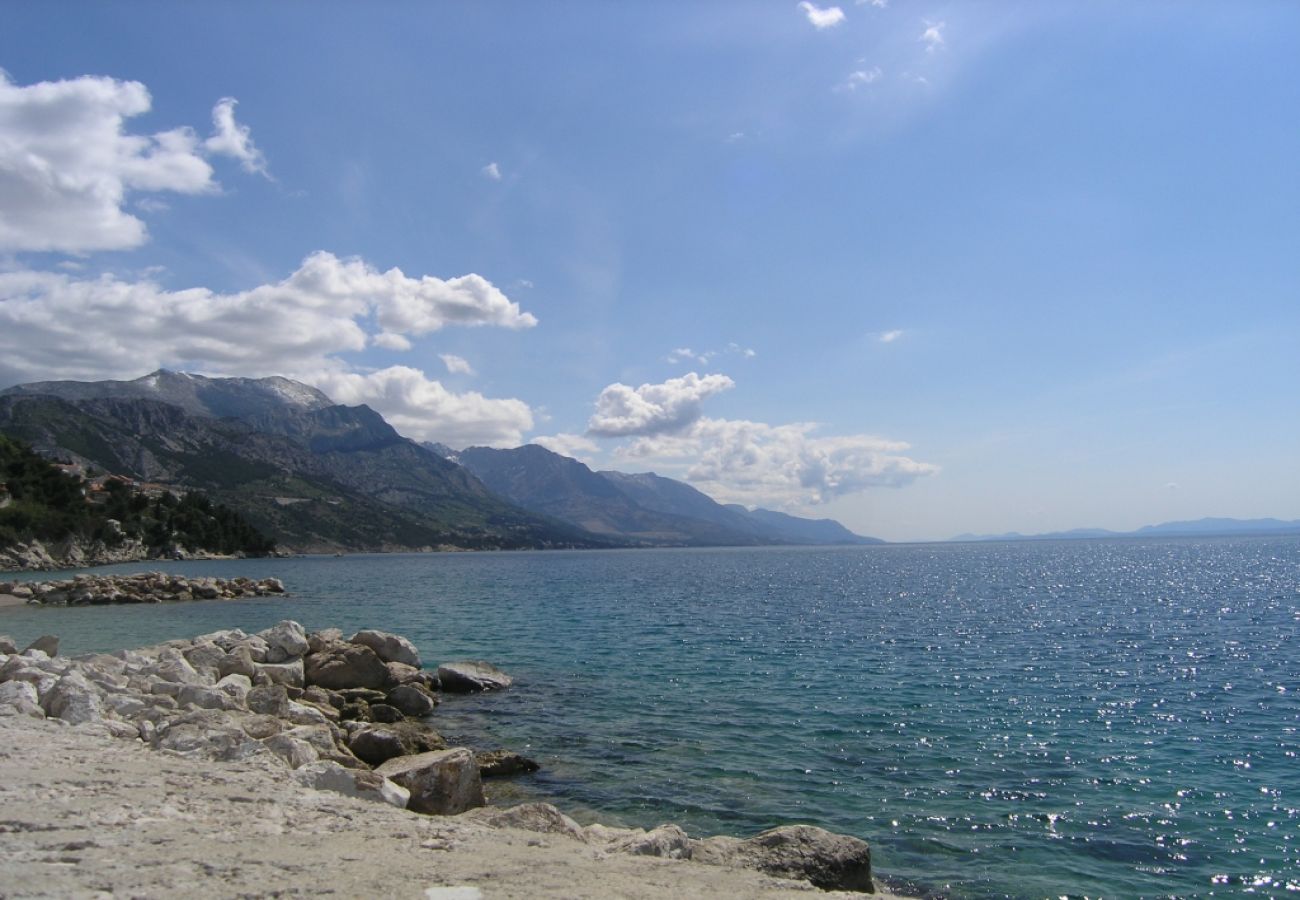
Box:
xmin=1 ymin=1 xmax=1297 ymax=541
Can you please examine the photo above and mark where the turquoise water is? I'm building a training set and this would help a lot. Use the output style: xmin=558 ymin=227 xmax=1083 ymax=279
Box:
xmin=3 ymin=538 xmax=1298 ymax=898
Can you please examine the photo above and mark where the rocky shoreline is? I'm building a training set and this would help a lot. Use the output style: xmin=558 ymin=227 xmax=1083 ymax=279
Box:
xmin=0 ymin=536 xmax=253 ymax=573
xmin=0 ymin=618 xmax=900 ymax=896
xmin=2 ymin=572 xmax=287 ymax=606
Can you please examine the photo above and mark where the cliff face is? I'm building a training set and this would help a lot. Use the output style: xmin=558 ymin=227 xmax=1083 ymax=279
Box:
xmin=0 ymin=536 xmax=154 ymax=572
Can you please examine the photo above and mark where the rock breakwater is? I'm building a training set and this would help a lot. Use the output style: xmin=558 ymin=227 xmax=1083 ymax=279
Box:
xmin=0 ymin=619 xmax=881 ymax=895
xmin=2 ymin=572 xmax=286 ymax=605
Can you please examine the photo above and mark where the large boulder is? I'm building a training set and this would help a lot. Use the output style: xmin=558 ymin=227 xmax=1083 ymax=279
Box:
xmin=23 ymin=635 xmax=59 ymax=657
xmin=375 ymin=747 xmax=485 ymax=815
xmin=349 ymin=630 xmax=421 ymax=668
xmin=435 ymin=660 xmax=513 ymax=693
xmin=0 ymin=634 xmax=20 ymax=654
xmin=259 ymin=621 xmax=310 ymax=663
xmin=385 ymin=684 xmax=437 ymax=718
xmin=304 ymin=643 xmax=390 ymax=690
xmin=692 ymin=825 xmax=874 ymax=893
xmin=41 ymin=671 xmax=104 ymax=724
xmin=292 ymin=760 xmax=410 ymax=809
xmin=253 ymin=657 xmax=304 ymax=688
xmin=602 ymin=824 xmax=693 ymax=859
xmin=0 ymin=680 xmax=44 ymax=718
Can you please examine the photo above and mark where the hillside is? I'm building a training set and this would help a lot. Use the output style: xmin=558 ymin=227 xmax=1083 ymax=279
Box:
xmin=453 ymin=443 xmax=880 ymax=547
xmin=0 ymin=373 xmax=607 ymax=553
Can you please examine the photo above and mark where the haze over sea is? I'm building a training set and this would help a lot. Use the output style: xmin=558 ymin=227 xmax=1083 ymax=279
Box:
xmin=5 ymin=537 xmax=1298 ymax=898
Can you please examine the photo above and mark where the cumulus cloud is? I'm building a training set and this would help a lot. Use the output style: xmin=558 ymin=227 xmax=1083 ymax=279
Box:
xmin=619 ymin=418 xmax=938 ymax=507
xmin=798 ymin=1 xmax=846 ymax=29
xmin=921 ymin=20 xmax=946 ymax=51
xmin=530 ymin=432 xmax=601 ymax=461
xmin=836 ymin=67 xmax=883 ymax=92
xmin=440 ymin=353 xmax=475 ymax=375
xmin=314 ymin=366 xmax=531 ymax=448
xmin=0 ymin=72 xmax=265 ymax=253
xmin=481 ymin=162 xmax=502 ymax=181
xmin=0 ymin=252 xmax=540 ymax=448
xmin=204 ymin=98 xmax=269 ymax=177
xmin=587 ymin=372 xmax=735 ymax=438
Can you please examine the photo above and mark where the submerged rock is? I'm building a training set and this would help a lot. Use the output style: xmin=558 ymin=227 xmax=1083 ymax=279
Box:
xmin=475 ymin=748 xmax=540 ymax=778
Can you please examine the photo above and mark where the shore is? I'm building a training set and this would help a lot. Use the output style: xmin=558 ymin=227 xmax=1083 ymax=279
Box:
xmin=0 ymin=619 xmax=916 ymax=898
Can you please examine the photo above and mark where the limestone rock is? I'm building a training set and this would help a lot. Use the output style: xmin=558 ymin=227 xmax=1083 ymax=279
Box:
xmin=253 ymin=657 xmax=304 ymax=688
xmin=608 ymin=824 xmax=692 ymax=859
xmin=468 ymin=803 xmax=586 ymax=842
xmin=0 ymin=635 xmax=19 ymax=654
xmin=292 ymin=760 xmax=410 ymax=808
xmin=347 ymin=721 xmax=447 ymax=767
xmin=386 ymin=684 xmax=438 ymax=718
xmin=692 ymin=825 xmax=873 ymax=893
xmin=350 ymin=629 xmax=421 ymax=668
xmin=262 ymin=733 xmax=319 ymax=769
xmin=435 ymin=660 xmax=513 ymax=693
xmin=41 ymin=671 xmax=104 ymax=725
xmin=307 ymin=628 xmax=343 ymax=654
xmin=215 ymin=673 xmax=253 ymax=704
xmin=182 ymin=641 xmax=227 ymax=671
xmin=375 ymin=747 xmax=485 ymax=815
xmin=305 ymin=643 xmax=391 ymax=690
xmin=259 ymin=620 xmax=310 ymax=663
xmin=0 ymin=679 xmax=44 ymax=718
xmin=246 ymin=684 xmax=291 ymax=718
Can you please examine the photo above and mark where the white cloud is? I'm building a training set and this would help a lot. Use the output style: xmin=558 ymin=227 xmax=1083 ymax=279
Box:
xmin=921 ymin=20 xmax=946 ymax=51
xmin=667 ymin=344 xmax=755 ymax=365
xmin=372 ymin=332 xmax=411 ymax=351
xmin=0 ymin=72 xmax=268 ymax=253
xmin=481 ymin=162 xmax=502 ymax=181
xmin=878 ymin=329 xmax=904 ymax=343
xmin=726 ymin=131 xmax=746 ymax=143
xmin=837 ymin=67 xmax=883 ymax=93
xmin=0 ymin=253 xmax=539 ymax=448
xmin=856 ymin=0 xmax=887 ymax=6
xmin=587 ymin=372 xmax=735 ymax=438
xmin=314 ymin=366 xmax=531 ymax=448
xmin=440 ymin=353 xmax=475 ymax=375
xmin=798 ymin=2 xmax=846 ymax=29
xmin=531 ymin=432 xmax=601 ymax=461
xmin=619 ymin=417 xmax=938 ymax=507
xmin=204 ymin=98 xmax=269 ymax=177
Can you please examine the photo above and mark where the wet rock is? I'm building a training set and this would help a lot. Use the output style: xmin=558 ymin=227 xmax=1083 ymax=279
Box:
xmin=436 ymin=660 xmax=513 ymax=693
xmin=475 ymin=749 xmax=540 ymax=778
xmin=375 ymin=747 xmax=485 ymax=815
xmin=369 ymin=703 xmax=404 ymax=723
xmin=349 ymin=630 xmax=421 ymax=668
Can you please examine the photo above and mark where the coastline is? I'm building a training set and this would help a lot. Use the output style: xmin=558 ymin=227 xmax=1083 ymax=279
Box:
xmin=0 ymin=619 xmax=918 ymax=898
xmin=0 ymin=715 xmax=913 ymax=899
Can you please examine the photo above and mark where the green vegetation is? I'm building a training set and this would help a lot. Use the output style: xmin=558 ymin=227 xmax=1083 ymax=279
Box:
xmin=0 ymin=434 xmax=275 ymax=555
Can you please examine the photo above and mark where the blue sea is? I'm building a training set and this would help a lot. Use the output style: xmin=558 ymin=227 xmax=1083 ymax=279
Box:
xmin=3 ymin=537 xmax=1298 ymax=898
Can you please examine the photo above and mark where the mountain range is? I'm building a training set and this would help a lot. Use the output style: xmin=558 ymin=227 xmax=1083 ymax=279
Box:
xmin=951 ymin=517 xmax=1300 ymax=542
xmin=0 ymin=371 xmax=879 ymax=553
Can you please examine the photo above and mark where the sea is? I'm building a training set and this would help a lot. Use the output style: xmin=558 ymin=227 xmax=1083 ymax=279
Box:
xmin=3 ymin=536 xmax=1297 ymax=898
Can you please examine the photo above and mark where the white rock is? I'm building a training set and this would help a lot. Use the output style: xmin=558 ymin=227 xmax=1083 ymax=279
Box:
xmin=259 ymin=621 xmax=310 ymax=663
xmin=254 ymin=657 xmax=304 ymax=688
xmin=262 ymin=733 xmax=319 ymax=769
xmin=350 ymin=630 xmax=421 ymax=668
xmin=41 ymin=671 xmax=105 ymax=725
xmin=375 ymin=747 xmax=485 ymax=815
xmin=0 ymin=680 xmax=44 ymax=718
xmin=215 ymin=673 xmax=252 ymax=703
xmin=286 ymin=700 xmax=331 ymax=727
xmin=292 ymin=760 xmax=411 ymax=808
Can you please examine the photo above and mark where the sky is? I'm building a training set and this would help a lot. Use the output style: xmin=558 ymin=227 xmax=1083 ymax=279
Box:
xmin=0 ymin=1 xmax=1297 ymax=542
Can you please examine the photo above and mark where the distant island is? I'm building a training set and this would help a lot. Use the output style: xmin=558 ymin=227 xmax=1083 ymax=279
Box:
xmin=950 ymin=517 xmax=1300 ymax=543
xmin=0 ymin=370 xmax=881 ymax=560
